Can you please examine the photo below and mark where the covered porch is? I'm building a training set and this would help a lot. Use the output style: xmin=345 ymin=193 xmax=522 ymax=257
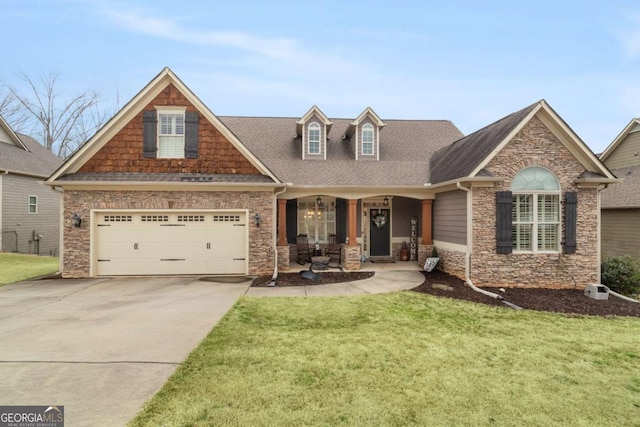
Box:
xmin=275 ymin=190 xmax=435 ymax=271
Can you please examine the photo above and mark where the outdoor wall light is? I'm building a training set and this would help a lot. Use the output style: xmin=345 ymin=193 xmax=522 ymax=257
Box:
xmin=254 ymin=213 xmax=261 ymax=227
xmin=383 ymin=196 xmax=389 ymax=206
xmin=316 ymin=196 xmax=322 ymax=206
xmin=72 ymin=213 xmax=82 ymax=228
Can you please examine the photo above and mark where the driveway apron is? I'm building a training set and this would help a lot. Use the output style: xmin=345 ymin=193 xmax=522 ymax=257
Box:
xmin=0 ymin=276 xmax=250 ymax=426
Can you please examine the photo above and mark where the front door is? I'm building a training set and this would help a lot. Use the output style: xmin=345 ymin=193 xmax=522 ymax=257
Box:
xmin=369 ymin=208 xmax=390 ymax=256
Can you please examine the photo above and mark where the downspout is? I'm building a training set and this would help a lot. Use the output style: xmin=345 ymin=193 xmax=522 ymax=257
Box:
xmin=456 ymin=182 xmax=519 ymax=307
xmin=53 ymin=186 xmax=64 ymax=275
xmin=270 ymin=185 xmax=289 ymax=284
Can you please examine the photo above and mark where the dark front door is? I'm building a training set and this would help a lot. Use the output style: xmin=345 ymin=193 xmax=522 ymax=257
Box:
xmin=370 ymin=209 xmax=390 ymax=256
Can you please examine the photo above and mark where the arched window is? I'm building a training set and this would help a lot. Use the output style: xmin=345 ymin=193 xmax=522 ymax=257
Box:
xmin=308 ymin=122 xmax=321 ymax=154
xmin=362 ymin=124 xmax=374 ymax=155
xmin=510 ymin=167 xmax=560 ymax=252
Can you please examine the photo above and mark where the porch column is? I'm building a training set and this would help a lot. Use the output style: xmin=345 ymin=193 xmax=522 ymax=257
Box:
xmin=421 ymin=199 xmax=433 ymax=245
xmin=347 ymin=199 xmax=358 ymax=246
xmin=277 ymin=199 xmax=287 ymax=246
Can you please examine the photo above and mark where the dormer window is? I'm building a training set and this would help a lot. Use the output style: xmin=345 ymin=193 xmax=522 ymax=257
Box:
xmin=308 ymin=122 xmax=321 ymax=154
xmin=362 ymin=124 xmax=374 ymax=155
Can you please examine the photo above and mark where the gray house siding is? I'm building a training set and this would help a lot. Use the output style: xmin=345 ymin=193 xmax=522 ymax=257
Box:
xmin=433 ymin=190 xmax=467 ymax=245
xmin=2 ymin=174 xmax=60 ymax=255
xmin=391 ymin=197 xmax=420 ymax=237
xmin=605 ymin=129 xmax=640 ymax=169
xmin=601 ymin=208 xmax=640 ymax=257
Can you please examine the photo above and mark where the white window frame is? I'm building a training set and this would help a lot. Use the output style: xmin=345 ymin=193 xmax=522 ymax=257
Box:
xmin=156 ymin=107 xmax=186 ymax=159
xmin=511 ymin=167 xmax=561 ymax=253
xmin=362 ymin=123 xmax=374 ymax=155
xmin=28 ymin=195 xmax=37 ymax=214
xmin=308 ymin=122 xmax=321 ymax=155
xmin=297 ymin=198 xmax=336 ymax=243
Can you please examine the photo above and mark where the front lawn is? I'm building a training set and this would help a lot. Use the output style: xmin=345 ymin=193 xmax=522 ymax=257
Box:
xmin=0 ymin=253 xmax=59 ymax=285
xmin=130 ymin=292 xmax=640 ymax=426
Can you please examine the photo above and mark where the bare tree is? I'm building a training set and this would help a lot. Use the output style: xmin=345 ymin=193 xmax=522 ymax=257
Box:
xmin=0 ymin=83 xmax=30 ymax=133
xmin=3 ymin=71 xmax=111 ymax=158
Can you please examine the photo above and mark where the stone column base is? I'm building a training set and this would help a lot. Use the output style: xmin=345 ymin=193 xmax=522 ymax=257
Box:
xmin=342 ymin=244 xmax=361 ymax=271
xmin=277 ymin=245 xmax=290 ymax=272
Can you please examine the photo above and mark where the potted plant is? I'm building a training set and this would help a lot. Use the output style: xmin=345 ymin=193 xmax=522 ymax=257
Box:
xmin=424 ymin=246 xmax=439 ymax=272
xmin=400 ymin=241 xmax=409 ymax=261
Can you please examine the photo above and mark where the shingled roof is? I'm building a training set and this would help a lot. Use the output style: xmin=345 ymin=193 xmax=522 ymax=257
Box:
xmin=601 ymin=166 xmax=640 ymax=208
xmin=219 ymin=117 xmax=463 ymax=186
xmin=0 ymin=133 xmax=63 ymax=177
xmin=429 ymin=102 xmax=539 ymax=184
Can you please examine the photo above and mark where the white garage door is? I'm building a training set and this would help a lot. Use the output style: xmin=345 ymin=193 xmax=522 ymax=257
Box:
xmin=93 ymin=211 xmax=247 ymax=276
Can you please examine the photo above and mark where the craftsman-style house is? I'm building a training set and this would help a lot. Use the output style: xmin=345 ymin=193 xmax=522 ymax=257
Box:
xmin=46 ymin=68 xmax=616 ymax=287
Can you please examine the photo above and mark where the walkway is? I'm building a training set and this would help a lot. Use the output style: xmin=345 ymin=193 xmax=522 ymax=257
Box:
xmin=245 ymin=260 xmax=425 ymax=297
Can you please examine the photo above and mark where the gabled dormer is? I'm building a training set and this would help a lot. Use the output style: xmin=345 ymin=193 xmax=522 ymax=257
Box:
xmin=344 ymin=107 xmax=385 ymax=161
xmin=296 ymin=105 xmax=332 ymax=160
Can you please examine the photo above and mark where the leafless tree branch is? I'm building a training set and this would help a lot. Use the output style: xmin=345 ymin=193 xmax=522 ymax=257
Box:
xmin=1 ymin=71 xmax=113 ymax=158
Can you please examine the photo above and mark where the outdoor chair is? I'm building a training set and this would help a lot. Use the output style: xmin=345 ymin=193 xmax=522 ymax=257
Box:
xmin=296 ymin=234 xmax=312 ymax=264
xmin=325 ymin=233 xmax=341 ymax=265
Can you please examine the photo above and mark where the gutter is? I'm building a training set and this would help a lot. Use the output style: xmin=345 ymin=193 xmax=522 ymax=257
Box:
xmin=456 ymin=182 xmax=522 ymax=309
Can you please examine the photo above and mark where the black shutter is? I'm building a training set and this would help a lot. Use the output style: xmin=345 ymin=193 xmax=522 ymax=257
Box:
xmin=496 ymin=191 xmax=513 ymax=254
xmin=564 ymin=191 xmax=577 ymax=254
xmin=335 ymin=198 xmax=347 ymax=243
xmin=184 ymin=111 xmax=199 ymax=159
xmin=286 ymin=199 xmax=297 ymax=244
xmin=142 ymin=111 xmax=157 ymax=158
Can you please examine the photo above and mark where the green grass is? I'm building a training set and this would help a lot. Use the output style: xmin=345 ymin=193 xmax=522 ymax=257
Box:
xmin=130 ymin=292 xmax=640 ymax=427
xmin=0 ymin=253 xmax=59 ymax=285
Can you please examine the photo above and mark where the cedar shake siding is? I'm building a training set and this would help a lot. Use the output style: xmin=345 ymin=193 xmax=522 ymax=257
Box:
xmin=471 ymin=116 xmax=599 ymax=288
xmin=433 ymin=190 xmax=467 ymax=246
xmin=79 ymin=84 xmax=262 ymax=175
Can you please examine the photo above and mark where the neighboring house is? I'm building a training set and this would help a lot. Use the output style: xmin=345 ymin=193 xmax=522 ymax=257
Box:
xmin=599 ymin=118 xmax=640 ymax=257
xmin=46 ymin=68 xmax=616 ymax=287
xmin=0 ymin=114 xmax=63 ymax=255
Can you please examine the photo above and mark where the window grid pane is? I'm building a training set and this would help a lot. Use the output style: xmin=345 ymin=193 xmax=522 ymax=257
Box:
xmin=362 ymin=124 xmax=374 ymax=155
xmin=308 ymin=123 xmax=320 ymax=154
xmin=297 ymin=199 xmax=336 ymax=243
xmin=512 ymin=193 xmax=559 ymax=252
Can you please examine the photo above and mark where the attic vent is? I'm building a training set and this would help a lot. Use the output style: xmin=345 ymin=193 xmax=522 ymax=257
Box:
xmin=181 ymin=176 xmax=215 ymax=182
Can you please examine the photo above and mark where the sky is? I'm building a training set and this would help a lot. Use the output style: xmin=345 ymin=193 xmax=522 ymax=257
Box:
xmin=2 ymin=0 xmax=640 ymax=154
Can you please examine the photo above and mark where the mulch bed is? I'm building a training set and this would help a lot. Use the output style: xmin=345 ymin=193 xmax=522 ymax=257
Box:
xmin=251 ymin=268 xmax=640 ymax=317
xmin=413 ymin=270 xmax=640 ymax=317
xmin=252 ymin=271 xmax=374 ymax=287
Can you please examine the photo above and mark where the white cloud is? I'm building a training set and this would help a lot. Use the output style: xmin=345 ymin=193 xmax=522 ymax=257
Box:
xmin=101 ymin=7 xmax=299 ymax=60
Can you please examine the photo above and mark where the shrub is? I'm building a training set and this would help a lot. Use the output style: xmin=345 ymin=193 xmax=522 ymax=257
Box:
xmin=601 ymin=255 xmax=640 ymax=296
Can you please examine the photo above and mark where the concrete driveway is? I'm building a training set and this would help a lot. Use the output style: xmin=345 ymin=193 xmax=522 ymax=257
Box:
xmin=0 ymin=276 xmax=250 ymax=426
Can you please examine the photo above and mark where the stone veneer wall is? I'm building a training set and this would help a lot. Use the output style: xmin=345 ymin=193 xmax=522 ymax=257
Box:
xmin=277 ymin=246 xmax=290 ymax=272
xmin=62 ymin=189 xmax=274 ymax=278
xmin=470 ymin=116 xmax=599 ymax=288
xmin=342 ymin=244 xmax=361 ymax=270
xmin=435 ymin=248 xmax=466 ymax=280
